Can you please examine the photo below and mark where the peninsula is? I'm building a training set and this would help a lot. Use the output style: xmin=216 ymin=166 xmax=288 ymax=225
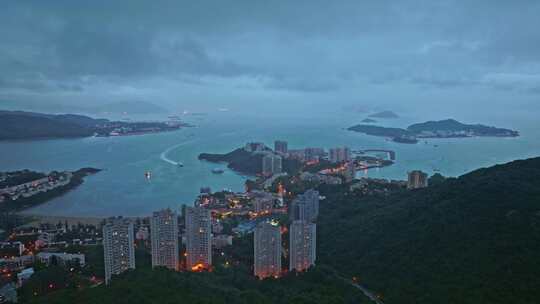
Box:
xmin=0 ymin=168 xmax=101 ymax=212
xmin=348 ymin=119 xmax=519 ymax=144
xmin=0 ymin=111 xmax=189 ymax=141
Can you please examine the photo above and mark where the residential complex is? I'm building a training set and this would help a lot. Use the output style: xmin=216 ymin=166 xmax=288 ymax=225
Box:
xmin=102 ymin=217 xmax=135 ymax=285
xmin=254 ymin=221 xmax=281 ymax=279
xmin=289 ymin=221 xmax=316 ymax=272
xmin=185 ymin=206 xmax=212 ymax=271
xmin=407 ymin=170 xmax=428 ymax=189
xmin=150 ymin=209 xmax=179 ymax=271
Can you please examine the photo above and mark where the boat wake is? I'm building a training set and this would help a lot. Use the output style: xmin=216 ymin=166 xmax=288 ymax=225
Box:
xmin=160 ymin=140 xmax=196 ymax=166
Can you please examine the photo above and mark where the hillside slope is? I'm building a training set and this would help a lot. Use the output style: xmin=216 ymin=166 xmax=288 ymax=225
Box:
xmin=318 ymin=157 xmax=540 ymax=304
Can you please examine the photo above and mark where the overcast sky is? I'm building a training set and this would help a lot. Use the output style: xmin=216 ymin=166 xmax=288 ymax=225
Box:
xmin=1 ymin=1 xmax=540 ymax=119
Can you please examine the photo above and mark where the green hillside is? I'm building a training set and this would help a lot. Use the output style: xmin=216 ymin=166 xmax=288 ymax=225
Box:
xmin=317 ymin=157 xmax=540 ymax=304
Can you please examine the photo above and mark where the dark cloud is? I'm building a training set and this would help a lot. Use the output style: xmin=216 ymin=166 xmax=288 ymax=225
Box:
xmin=1 ymin=0 xmax=540 ymax=113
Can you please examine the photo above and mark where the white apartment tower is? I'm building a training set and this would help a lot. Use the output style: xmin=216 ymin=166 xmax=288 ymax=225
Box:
xmin=289 ymin=220 xmax=316 ymax=272
xmin=254 ymin=221 xmax=282 ymax=279
xmin=151 ymin=208 xmax=179 ymax=271
xmin=185 ymin=206 xmax=212 ymax=271
xmin=103 ymin=217 xmax=135 ymax=285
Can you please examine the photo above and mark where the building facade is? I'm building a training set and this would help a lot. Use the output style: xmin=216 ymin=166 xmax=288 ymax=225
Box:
xmin=274 ymin=140 xmax=288 ymax=154
xmin=185 ymin=206 xmax=212 ymax=271
xmin=407 ymin=170 xmax=428 ymax=189
xmin=262 ymin=154 xmax=283 ymax=176
xmin=150 ymin=209 xmax=179 ymax=271
xmin=329 ymin=147 xmax=351 ymax=163
xmin=290 ymin=189 xmax=320 ymax=222
xmin=289 ymin=221 xmax=316 ymax=272
xmin=102 ymin=217 xmax=135 ymax=285
xmin=254 ymin=221 xmax=282 ymax=279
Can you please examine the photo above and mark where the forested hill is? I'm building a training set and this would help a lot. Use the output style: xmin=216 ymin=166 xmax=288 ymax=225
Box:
xmin=0 ymin=111 xmax=105 ymax=140
xmin=317 ymin=156 xmax=540 ymax=304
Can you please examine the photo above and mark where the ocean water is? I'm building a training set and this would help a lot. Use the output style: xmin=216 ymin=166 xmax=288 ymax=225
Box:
xmin=0 ymin=111 xmax=538 ymax=217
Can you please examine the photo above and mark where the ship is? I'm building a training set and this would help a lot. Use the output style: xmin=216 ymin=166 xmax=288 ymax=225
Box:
xmin=211 ymin=168 xmax=225 ymax=174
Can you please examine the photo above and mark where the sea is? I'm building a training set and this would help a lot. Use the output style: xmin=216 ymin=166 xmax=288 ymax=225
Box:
xmin=1 ymin=110 xmax=538 ymax=217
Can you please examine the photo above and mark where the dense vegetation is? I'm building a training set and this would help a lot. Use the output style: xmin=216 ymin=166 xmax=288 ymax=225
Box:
xmin=199 ymin=148 xmax=302 ymax=176
xmin=23 ymin=243 xmax=369 ymax=304
xmin=317 ymin=157 xmax=540 ymax=304
xmin=0 ymin=170 xmax=46 ymax=188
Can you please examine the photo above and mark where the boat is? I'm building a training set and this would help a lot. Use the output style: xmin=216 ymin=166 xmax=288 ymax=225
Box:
xmin=144 ymin=171 xmax=152 ymax=179
xmin=177 ymin=162 xmax=184 ymax=167
xmin=212 ymin=168 xmax=225 ymax=174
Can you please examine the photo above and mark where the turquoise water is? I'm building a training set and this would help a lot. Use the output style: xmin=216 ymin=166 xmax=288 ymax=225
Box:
xmin=0 ymin=111 xmax=538 ymax=217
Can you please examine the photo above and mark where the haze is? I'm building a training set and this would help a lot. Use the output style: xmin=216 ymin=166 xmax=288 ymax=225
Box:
xmin=1 ymin=1 xmax=540 ymax=120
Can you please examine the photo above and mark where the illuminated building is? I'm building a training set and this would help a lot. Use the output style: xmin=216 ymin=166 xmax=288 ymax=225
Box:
xmin=254 ymin=221 xmax=281 ymax=279
xmin=274 ymin=140 xmax=288 ymax=154
xmin=407 ymin=170 xmax=428 ymax=189
xmin=151 ymin=209 xmax=179 ymax=271
xmin=185 ymin=206 xmax=212 ymax=271
xmin=103 ymin=217 xmax=135 ymax=285
xmin=289 ymin=220 xmax=316 ymax=272
xmin=329 ymin=147 xmax=351 ymax=163
xmin=262 ymin=154 xmax=282 ymax=176
xmin=290 ymin=189 xmax=319 ymax=222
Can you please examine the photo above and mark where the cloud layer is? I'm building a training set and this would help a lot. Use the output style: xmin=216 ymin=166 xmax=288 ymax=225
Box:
xmin=1 ymin=0 xmax=540 ymax=115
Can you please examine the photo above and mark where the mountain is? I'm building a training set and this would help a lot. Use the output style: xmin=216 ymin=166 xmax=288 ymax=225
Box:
xmin=0 ymin=111 xmax=98 ymax=140
xmin=368 ymin=110 xmax=399 ymax=119
xmin=407 ymin=119 xmax=519 ymax=137
xmin=317 ymin=157 xmax=540 ymax=304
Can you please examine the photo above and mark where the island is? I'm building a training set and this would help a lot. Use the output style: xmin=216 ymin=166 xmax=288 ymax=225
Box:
xmin=348 ymin=119 xmax=519 ymax=144
xmin=368 ymin=110 xmax=399 ymax=119
xmin=0 ymin=168 xmax=101 ymax=212
xmin=360 ymin=118 xmax=377 ymax=123
xmin=0 ymin=111 xmax=190 ymax=141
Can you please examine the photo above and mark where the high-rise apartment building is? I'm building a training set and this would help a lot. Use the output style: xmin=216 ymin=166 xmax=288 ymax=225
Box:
xmin=185 ymin=206 xmax=212 ymax=271
xmin=103 ymin=217 xmax=135 ymax=285
xmin=274 ymin=140 xmax=288 ymax=154
xmin=289 ymin=220 xmax=316 ymax=272
xmin=254 ymin=221 xmax=282 ymax=279
xmin=329 ymin=147 xmax=351 ymax=163
xmin=151 ymin=209 xmax=179 ymax=271
xmin=290 ymin=189 xmax=320 ymax=222
xmin=407 ymin=170 xmax=428 ymax=189
xmin=262 ymin=154 xmax=282 ymax=176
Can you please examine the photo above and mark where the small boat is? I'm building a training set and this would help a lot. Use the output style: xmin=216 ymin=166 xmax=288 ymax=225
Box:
xmin=177 ymin=162 xmax=184 ymax=167
xmin=144 ymin=171 xmax=152 ymax=179
xmin=212 ymin=168 xmax=224 ymax=174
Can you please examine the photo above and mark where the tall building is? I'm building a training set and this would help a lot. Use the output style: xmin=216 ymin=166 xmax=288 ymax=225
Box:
xmin=329 ymin=147 xmax=351 ymax=163
xmin=304 ymin=147 xmax=325 ymax=162
xmin=274 ymin=140 xmax=288 ymax=154
xmin=290 ymin=189 xmax=319 ymax=222
xmin=407 ymin=170 xmax=428 ymax=189
xmin=342 ymin=161 xmax=357 ymax=183
xmin=254 ymin=221 xmax=281 ymax=279
xmin=185 ymin=206 xmax=212 ymax=271
xmin=262 ymin=154 xmax=282 ymax=176
xmin=289 ymin=221 xmax=316 ymax=272
xmin=150 ymin=209 xmax=179 ymax=271
xmin=102 ymin=217 xmax=135 ymax=285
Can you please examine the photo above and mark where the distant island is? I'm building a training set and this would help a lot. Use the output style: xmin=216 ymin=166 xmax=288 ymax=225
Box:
xmin=348 ymin=119 xmax=519 ymax=144
xmin=0 ymin=111 xmax=190 ymax=141
xmin=368 ymin=110 xmax=399 ymax=119
xmin=360 ymin=118 xmax=377 ymax=123
xmin=0 ymin=167 xmax=100 ymax=212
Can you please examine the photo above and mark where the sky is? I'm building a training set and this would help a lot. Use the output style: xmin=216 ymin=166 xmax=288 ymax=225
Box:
xmin=1 ymin=0 xmax=540 ymax=120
